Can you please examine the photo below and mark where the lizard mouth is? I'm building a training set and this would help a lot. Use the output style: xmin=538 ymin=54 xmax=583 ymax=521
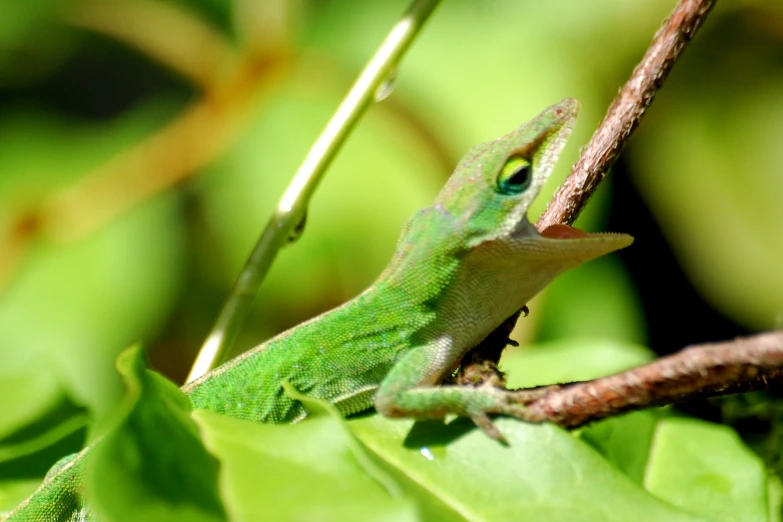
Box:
xmin=510 ymin=220 xmax=626 ymax=242
xmin=510 ymin=221 xmax=634 ymax=262
xmin=539 ymin=224 xmax=591 ymax=239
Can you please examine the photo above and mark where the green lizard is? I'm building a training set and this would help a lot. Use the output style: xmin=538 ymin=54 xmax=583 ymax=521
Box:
xmin=4 ymin=99 xmax=632 ymax=521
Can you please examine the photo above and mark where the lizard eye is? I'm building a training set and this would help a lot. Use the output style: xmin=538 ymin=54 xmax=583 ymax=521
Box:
xmin=497 ymin=155 xmax=532 ymax=195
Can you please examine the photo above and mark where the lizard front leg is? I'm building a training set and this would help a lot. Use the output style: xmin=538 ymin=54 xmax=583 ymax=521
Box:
xmin=374 ymin=336 xmax=525 ymax=441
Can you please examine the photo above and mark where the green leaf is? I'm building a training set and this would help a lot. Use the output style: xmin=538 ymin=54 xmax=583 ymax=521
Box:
xmin=0 ymin=414 xmax=88 ymax=463
xmin=579 ymin=410 xmax=659 ymax=485
xmin=87 ymin=346 xmax=225 ymax=522
xmin=506 ymin=338 xmax=658 ymax=487
xmin=349 ymin=415 xmax=709 ymax=522
xmin=0 ymin=392 xmax=87 ymax=482
xmin=194 ymin=409 xmax=417 ymax=522
xmin=644 ymin=418 xmax=768 ymax=522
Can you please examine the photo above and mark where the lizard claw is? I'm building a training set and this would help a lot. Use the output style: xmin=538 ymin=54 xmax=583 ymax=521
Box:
xmin=469 ymin=412 xmax=508 ymax=444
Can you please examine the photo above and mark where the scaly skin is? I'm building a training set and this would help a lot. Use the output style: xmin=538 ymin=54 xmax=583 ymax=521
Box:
xmin=4 ymin=99 xmax=632 ymax=521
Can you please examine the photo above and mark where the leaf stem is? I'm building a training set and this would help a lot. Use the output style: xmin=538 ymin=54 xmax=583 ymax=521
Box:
xmin=187 ymin=0 xmax=442 ymax=382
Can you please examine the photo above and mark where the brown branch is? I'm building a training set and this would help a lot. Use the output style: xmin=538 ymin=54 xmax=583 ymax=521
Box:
xmin=507 ymin=0 xmax=735 ymax=426
xmin=537 ymin=0 xmax=717 ymax=229
xmin=513 ymin=332 xmax=783 ymax=428
xmin=457 ymin=0 xmax=775 ymax=427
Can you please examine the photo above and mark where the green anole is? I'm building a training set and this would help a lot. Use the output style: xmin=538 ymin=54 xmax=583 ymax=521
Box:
xmin=3 ymin=99 xmax=632 ymax=521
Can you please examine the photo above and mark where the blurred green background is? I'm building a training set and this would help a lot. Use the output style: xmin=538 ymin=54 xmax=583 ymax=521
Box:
xmin=0 ymin=0 xmax=781 ymax=507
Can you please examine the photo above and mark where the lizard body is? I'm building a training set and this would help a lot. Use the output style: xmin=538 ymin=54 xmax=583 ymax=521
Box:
xmin=4 ymin=99 xmax=632 ymax=521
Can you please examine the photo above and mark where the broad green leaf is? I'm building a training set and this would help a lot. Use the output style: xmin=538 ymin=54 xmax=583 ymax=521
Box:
xmin=579 ymin=411 xmax=659 ymax=485
xmin=282 ymin=381 xmax=417 ymax=498
xmin=500 ymin=336 xmax=660 ymax=488
xmin=350 ymin=415 xmax=708 ymax=522
xmin=194 ymin=409 xmax=417 ymax=522
xmin=0 ymin=414 xmax=88 ymax=463
xmin=0 ymin=392 xmax=87 ymax=483
xmin=87 ymin=346 xmax=225 ymax=522
xmin=644 ymin=418 xmax=768 ymax=522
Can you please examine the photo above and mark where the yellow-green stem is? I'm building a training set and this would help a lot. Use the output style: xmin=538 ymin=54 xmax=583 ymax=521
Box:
xmin=187 ymin=0 xmax=441 ymax=382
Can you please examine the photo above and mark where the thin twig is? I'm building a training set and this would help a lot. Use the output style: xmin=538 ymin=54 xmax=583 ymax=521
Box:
xmin=459 ymin=0 xmax=754 ymax=423
xmin=501 ymin=0 xmax=783 ymax=427
xmin=514 ymin=332 xmax=783 ymax=428
xmin=537 ymin=0 xmax=717 ymax=229
xmin=462 ymin=0 xmax=718 ymax=373
xmin=514 ymin=0 xmax=729 ymax=425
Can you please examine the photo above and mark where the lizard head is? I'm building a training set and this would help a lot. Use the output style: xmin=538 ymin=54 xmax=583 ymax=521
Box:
xmin=438 ymin=98 xmax=581 ymax=240
xmin=384 ymin=99 xmax=632 ymax=320
xmin=434 ymin=98 xmax=633 ymax=295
